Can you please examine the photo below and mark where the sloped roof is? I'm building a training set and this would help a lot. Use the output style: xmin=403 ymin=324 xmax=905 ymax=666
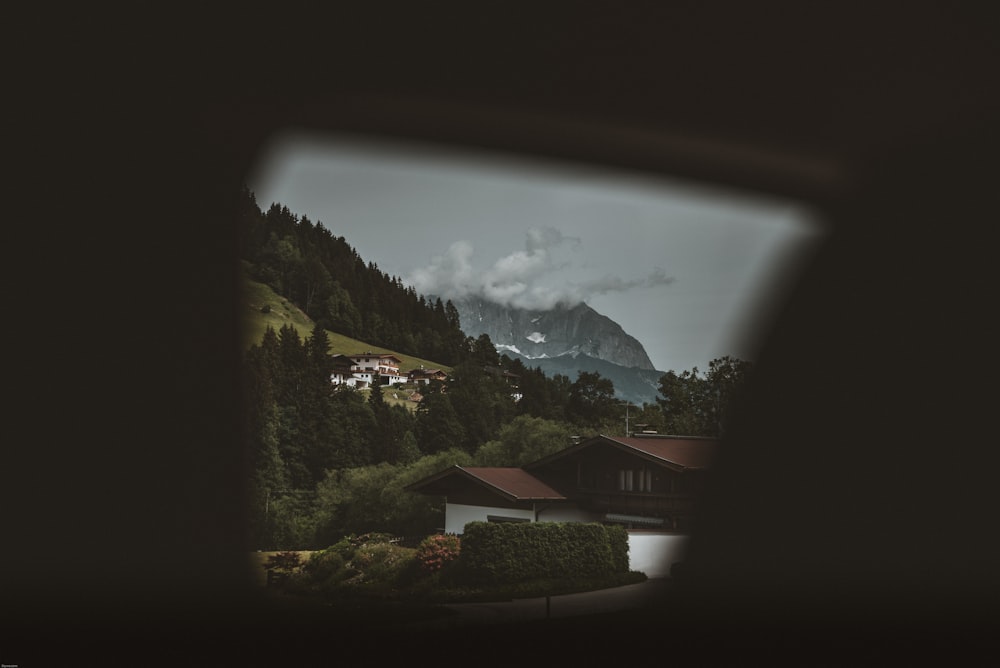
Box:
xmin=348 ymin=352 xmax=403 ymax=363
xmin=525 ymin=434 xmax=717 ymax=472
xmin=608 ymin=435 xmax=717 ymax=469
xmin=409 ymin=368 xmax=446 ymax=376
xmin=405 ymin=465 xmax=568 ymax=501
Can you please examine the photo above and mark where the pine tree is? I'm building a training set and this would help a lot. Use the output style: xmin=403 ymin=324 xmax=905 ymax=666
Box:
xmin=415 ymin=392 xmax=466 ymax=454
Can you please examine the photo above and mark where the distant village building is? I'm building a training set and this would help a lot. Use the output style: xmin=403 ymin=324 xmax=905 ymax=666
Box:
xmin=328 ymin=356 xmax=521 ymax=402
xmin=483 ymin=365 xmax=522 ymax=402
xmin=329 ymin=352 xmax=407 ymax=388
xmin=407 ymin=366 xmax=448 ymax=385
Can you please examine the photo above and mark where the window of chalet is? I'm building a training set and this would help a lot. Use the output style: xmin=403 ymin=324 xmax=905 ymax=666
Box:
xmin=618 ymin=469 xmax=653 ymax=492
xmin=487 ymin=515 xmax=530 ymax=524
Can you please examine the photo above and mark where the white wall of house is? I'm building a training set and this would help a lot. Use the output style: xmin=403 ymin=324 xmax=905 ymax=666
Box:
xmin=330 ymin=373 xmax=368 ymax=388
xmin=444 ymin=503 xmax=534 ymax=534
xmin=348 ymin=356 xmax=401 ymax=375
xmin=627 ymin=532 xmax=689 ymax=578
xmin=536 ymin=506 xmax=594 ymax=524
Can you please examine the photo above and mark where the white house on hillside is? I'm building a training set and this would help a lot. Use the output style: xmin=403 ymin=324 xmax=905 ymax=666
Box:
xmin=330 ymin=352 xmax=407 ymax=388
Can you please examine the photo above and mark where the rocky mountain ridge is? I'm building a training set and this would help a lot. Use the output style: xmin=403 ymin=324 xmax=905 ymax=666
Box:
xmin=447 ymin=295 xmax=664 ymax=404
xmin=450 ymin=296 xmax=655 ymax=371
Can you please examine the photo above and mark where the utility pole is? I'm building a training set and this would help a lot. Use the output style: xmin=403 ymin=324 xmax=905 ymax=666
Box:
xmin=620 ymin=400 xmax=631 ymax=436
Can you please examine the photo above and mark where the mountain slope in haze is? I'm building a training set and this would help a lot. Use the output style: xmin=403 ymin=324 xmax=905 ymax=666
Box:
xmin=449 ymin=296 xmax=655 ymax=370
xmin=506 ymin=349 xmax=665 ymax=407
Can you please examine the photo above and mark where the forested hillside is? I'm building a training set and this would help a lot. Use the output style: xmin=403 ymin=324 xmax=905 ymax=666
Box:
xmin=238 ymin=188 xmax=751 ymax=549
xmin=237 ymin=186 xmax=467 ymax=365
xmin=242 ymin=267 xmax=447 ymax=377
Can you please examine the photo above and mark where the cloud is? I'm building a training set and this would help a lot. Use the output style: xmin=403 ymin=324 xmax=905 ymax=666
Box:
xmin=406 ymin=227 xmax=673 ymax=310
xmin=406 ymin=240 xmax=478 ymax=298
xmin=525 ymin=227 xmax=579 ymax=253
xmin=577 ymin=267 xmax=676 ymax=297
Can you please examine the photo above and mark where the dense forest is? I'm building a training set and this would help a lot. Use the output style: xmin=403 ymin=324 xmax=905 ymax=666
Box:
xmin=237 ymin=186 xmax=468 ymax=365
xmin=239 ymin=188 xmax=751 ymax=549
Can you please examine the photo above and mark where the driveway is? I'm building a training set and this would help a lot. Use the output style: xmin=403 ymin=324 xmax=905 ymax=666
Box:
xmin=401 ymin=577 xmax=672 ymax=629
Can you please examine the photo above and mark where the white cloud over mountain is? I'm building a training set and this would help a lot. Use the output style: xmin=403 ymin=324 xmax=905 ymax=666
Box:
xmin=407 ymin=227 xmax=674 ymax=310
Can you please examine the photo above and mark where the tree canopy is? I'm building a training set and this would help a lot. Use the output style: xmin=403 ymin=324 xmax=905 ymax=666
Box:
xmin=656 ymin=355 xmax=753 ymax=437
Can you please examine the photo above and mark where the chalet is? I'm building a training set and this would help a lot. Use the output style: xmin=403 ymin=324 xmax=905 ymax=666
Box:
xmin=407 ymin=366 xmax=449 ymax=385
xmin=330 ymin=352 xmax=407 ymax=388
xmin=525 ymin=433 xmax=715 ymax=532
xmin=329 ymin=355 xmax=365 ymax=388
xmin=406 ymin=433 xmax=717 ymax=576
xmin=482 ymin=365 xmax=520 ymax=385
xmin=483 ymin=365 xmax=522 ymax=402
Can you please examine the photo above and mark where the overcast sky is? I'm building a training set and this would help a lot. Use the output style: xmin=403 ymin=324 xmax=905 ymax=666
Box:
xmin=247 ymin=131 xmax=825 ymax=373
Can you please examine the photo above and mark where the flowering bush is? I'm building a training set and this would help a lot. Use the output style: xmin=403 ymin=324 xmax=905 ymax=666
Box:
xmin=416 ymin=533 xmax=461 ymax=573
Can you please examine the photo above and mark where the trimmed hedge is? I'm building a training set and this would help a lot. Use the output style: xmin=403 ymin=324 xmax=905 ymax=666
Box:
xmin=458 ymin=521 xmax=630 ymax=585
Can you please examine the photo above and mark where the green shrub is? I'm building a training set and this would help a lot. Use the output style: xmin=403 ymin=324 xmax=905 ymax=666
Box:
xmin=328 ymin=536 xmax=357 ymax=560
xmin=314 ymin=532 xmax=393 ymax=565
xmin=458 ymin=522 xmax=629 ymax=585
xmin=393 ymin=552 xmax=430 ymax=590
xmin=345 ymin=542 xmax=416 ymax=595
xmin=300 ymin=534 xmax=419 ymax=597
xmin=302 ymin=548 xmax=349 ymax=583
xmin=605 ymin=524 xmax=630 ymax=573
xmin=350 ymin=532 xmax=396 ymax=547
xmin=354 ymin=542 xmax=396 ymax=575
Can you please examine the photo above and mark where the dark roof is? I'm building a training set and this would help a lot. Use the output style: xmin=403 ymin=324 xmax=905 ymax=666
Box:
xmin=405 ymin=465 xmax=568 ymax=501
xmin=607 ymin=435 xmax=717 ymax=469
xmin=525 ymin=434 xmax=717 ymax=472
xmin=408 ymin=436 xmax=715 ymax=501
xmin=349 ymin=352 xmax=402 ymax=363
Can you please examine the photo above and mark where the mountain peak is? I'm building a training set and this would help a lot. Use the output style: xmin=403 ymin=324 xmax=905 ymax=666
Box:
xmin=448 ymin=296 xmax=656 ymax=371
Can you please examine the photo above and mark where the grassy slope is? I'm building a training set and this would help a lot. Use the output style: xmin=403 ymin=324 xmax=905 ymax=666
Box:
xmin=241 ymin=266 xmax=450 ymax=410
xmin=241 ymin=268 xmax=317 ymax=348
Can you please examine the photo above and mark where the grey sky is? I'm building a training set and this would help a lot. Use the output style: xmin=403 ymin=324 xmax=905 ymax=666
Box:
xmin=247 ymin=131 xmax=825 ymax=373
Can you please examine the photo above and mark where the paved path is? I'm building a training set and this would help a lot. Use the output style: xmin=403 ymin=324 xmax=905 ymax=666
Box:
xmin=401 ymin=578 xmax=672 ymax=629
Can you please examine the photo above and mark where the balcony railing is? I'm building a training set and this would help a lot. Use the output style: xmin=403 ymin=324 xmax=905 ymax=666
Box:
xmin=580 ymin=491 xmax=702 ymax=516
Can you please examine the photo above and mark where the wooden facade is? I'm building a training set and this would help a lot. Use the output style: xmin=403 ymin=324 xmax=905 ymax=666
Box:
xmin=407 ymin=434 xmax=716 ymax=533
xmin=525 ymin=435 xmax=714 ymax=532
